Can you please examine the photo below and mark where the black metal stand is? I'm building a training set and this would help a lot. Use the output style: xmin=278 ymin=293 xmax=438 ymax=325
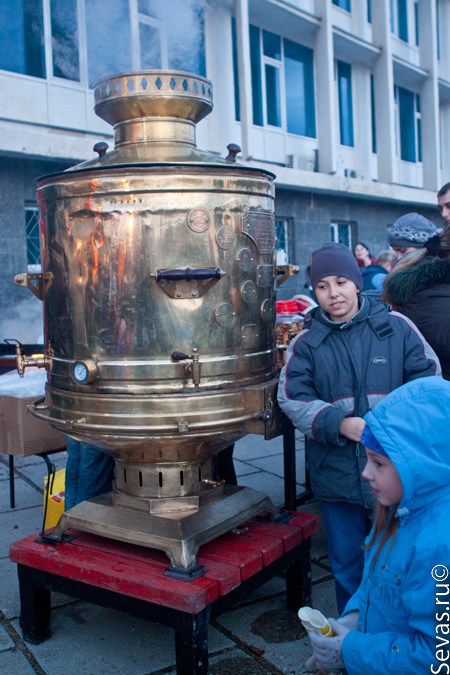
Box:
xmin=7 ymin=448 xmax=65 ymax=509
xmin=282 ymin=420 xmax=313 ymax=510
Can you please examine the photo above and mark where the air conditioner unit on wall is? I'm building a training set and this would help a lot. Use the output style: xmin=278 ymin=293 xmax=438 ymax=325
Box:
xmin=285 ymin=154 xmax=316 ymax=171
xmin=286 ymin=154 xmax=295 ymax=169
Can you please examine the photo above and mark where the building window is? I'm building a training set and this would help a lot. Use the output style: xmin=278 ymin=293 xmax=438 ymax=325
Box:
xmin=263 ymin=30 xmax=282 ymax=127
xmin=138 ymin=15 xmax=162 ymax=69
xmin=416 ymin=94 xmax=422 ymax=162
xmin=284 ymin=40 xmax=316 ymax=137
xmin=249 ymin=24 xmax=264 ymax=126
xmin=331 ymin=222 xmax=354 ymax=249
xmin=337 ymin=60 xmax=354 ymax=147
xmin=137 ymin=0 xmax=205 ymax=76
xmin=390 ymin=0 xmax=409 ymax=42
xmin=85 ymin=0 xmax=206 ymax=88
xmin=0 ymin=0 xmax=45 ymax=78
xmin=414 ymin=1 xmax=419 ymax=46
xmin=276 ymin=218 xmax=292 ymax=264
xmin=86 ymin=0 xmax=132 ymax=87
xmin=436 ymin=0 xmax=440 ymax=60
xmin=50 ymin=0 xmax=80 ymax=81
xmin=231 ymin=18 xmax=240 ymax=122
xmin=332 ymin=0 xmax=351 ymax=10
xmin=240 ymin=24 xmax=315 ymax=137
xmin=25 ymin=206 xmax=41 ymax=272
xmin=395 ymin=85 xmax=421 ymax=163
xmin=370 ymin=74 xmax=376 ymax=154
xmin=397 ymin=0 xmax=408 ymax=41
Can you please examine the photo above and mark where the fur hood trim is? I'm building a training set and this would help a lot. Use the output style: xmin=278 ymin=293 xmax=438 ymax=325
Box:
xmin=385 ymin=257 xmax=450 ymax=305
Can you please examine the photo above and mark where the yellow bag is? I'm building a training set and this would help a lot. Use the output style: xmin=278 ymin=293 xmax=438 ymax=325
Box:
xmin=43 ymin=468 xmax=65 ymax=529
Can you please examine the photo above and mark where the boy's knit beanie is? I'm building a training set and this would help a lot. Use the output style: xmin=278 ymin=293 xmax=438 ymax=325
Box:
xmin=361 ymin=425 xmax=388 ymax=457
xmin=388 ymin=213 xmax=438 ymax=248
xmin=309 ymin=242 xmax=363 ymax=290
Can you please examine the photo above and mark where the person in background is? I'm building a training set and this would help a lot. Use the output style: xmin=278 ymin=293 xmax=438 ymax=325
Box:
xmin=388 ymin=212 xmax=438 ymax=259
xmin=65 ymin=437 xmax=116 ymax=510
xmin=305 ymin=377 xmax=450 ymax=675
xmin=353 ymin=242 xmax=375 ymax=268
xmin=361 ymin=251 xmax=396 ymax=292
xmin=384 ymin=224 xmax=450 ymax=380
xmin=277 ymin=241 xmax=440 ymax=613
xmin=437 ymin=181 xmax=450 ymax=226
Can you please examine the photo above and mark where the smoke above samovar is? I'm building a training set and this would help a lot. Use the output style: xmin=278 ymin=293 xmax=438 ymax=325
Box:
xmin=14 ymin=70 xmax=282 ymax=574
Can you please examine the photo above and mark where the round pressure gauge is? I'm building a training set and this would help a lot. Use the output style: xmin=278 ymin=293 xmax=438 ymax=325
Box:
xmin=71 ymin=359 xmax=98 ymax=385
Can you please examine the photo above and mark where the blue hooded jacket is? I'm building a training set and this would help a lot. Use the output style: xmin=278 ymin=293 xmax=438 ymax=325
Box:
xmin=342 ymin=376 xmax=450 ymax=674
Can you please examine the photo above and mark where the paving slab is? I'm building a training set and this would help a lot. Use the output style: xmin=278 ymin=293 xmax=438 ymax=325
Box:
xmin=0 ymin=648 xmax=37 ymax=673
xmin=234 ymin=435 xmax=284 ymax=461
xmin=0 ymin=476 xmax=42 ymax=513
xmin=246 ymin=450 xmax=306 ymax=484
xmin=208 ymin=647 xmax=276 ymax=674
xmin=13 ymin=600 xmax=234 ymax=675
xmin=237 ymin=471 xmax=286 ymax=508
xmin=0 ymin=556 xmax=21 ymax=618
xmin=0 ymin=623 xmax=14 ymax=651
xmin=234 ymin=459 xmax=262 ymax=478
xmin=0 ymin=505 xmax=43 ymax=556
xmin=215 ymin=578 xmax=338 ymax=673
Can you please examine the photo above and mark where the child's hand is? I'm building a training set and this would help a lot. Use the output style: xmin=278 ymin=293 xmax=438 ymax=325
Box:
xmin=336 ymin=610 xmax=359 ymax=630
xmin=340 ymin=417 xmax=365 ymax=442
xmin=308 ymin=619 xmax=351 ymax=671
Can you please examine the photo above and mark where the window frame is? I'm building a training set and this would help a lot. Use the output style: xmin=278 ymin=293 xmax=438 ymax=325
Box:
xmin=394 ymin=84 xmax=422 ymax=164
xmin=48 ymin=0 xmax=81 ymax=82
xmin=390 ymin=0 xmax=413 ymax=44
xmin=240 ymin=22 xmax=316 ymax=138
xmin=275 ymin=217 xmax=293 ymax=264
xmin=24 ymin=205 xmax=42 ymax=273
xmin=332 ymin=0 xmax=351 ymax=12
xmin=0 ymin=0 xmax=206 ymax=89
xmin=336 ymin=60 xmax=354 ymax=148
xmin=330 ymin=222 xmax=355 ymax=250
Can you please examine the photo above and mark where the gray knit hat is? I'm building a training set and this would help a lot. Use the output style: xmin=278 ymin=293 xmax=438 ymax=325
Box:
xmin=310 ymin=242 xmax=363 ymax=290
xmin=388 ymin=213 xmax=438 ymax=249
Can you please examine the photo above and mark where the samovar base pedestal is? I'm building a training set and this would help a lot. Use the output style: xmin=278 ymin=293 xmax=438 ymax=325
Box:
xmin=50 ymin=485 xmax=278 ymax=573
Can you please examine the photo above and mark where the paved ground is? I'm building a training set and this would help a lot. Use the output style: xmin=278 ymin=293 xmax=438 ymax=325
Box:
xmin=0 ymin=433 xmax=336 ymax=674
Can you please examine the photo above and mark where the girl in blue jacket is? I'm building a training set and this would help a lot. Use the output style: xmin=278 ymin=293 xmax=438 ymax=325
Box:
xmin=307 ymin=376 xmax=450 ymax=674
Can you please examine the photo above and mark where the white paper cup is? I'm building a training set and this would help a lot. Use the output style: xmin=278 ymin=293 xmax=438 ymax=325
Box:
xmin=298 ymin=606 xmax=334 ymax=637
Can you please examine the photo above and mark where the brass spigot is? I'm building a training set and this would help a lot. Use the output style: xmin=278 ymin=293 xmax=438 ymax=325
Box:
xmin=15 ymin=344 xmax=49 ymax=378
xmin=171 ymin=348 xmax=201 ymax=387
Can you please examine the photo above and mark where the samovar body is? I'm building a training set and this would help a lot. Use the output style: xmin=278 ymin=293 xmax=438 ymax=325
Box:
xmin=15 ymin=72 xmax=280 ymax=571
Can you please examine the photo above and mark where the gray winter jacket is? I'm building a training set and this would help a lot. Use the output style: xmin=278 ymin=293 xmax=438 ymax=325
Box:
xmin=277 ymin=295 xmax=441 ymax=507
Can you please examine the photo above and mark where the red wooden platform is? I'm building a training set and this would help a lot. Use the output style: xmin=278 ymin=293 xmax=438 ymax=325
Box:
xmin=10 ymin=511 xmax=318 ymax=674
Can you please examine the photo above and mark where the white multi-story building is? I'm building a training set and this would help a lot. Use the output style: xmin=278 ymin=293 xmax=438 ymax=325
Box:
xmin=1 ymin=0 xmax=449 ymax=339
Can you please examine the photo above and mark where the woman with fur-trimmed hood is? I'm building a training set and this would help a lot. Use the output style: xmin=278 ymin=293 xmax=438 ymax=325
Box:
xmin=384 ymin=225 xmax=450 ymax=380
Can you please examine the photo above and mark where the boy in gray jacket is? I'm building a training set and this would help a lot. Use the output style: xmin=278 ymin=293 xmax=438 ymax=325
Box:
xmin=277 ymin=242 xmax=440 ymax=613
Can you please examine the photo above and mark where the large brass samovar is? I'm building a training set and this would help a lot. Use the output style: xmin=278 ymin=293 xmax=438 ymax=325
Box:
xmin=15 ymin=71 xmax=281 ymax=573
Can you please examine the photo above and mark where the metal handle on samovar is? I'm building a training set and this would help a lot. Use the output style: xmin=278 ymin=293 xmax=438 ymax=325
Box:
xmin=171 ymin=348 xmax=201 ymax=387
xmin=154 ymin=268 xmax=224 ymax=282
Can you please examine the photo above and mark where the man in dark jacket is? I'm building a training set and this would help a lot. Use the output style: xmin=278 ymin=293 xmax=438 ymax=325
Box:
xmin=384 ymin=224 xmax=450 ymax=380
xmin=278 ymin=242 xmax=440 ymax=613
